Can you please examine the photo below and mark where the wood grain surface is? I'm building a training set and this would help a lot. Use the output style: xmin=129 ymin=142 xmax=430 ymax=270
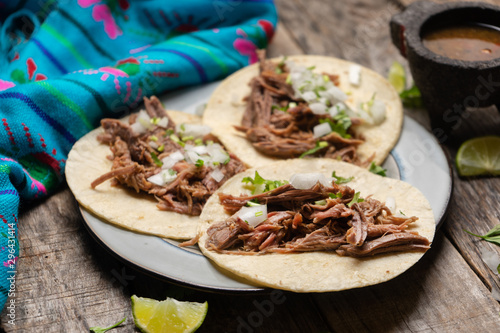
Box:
xmin=2 ymin=0 xmax=500 ymax=332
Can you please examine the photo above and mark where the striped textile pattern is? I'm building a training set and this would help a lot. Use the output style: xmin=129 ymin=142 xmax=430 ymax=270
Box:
xmin=0 ymin=0 xmax=277 ymax=310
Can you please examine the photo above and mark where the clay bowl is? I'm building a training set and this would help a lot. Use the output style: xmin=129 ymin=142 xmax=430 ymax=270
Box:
xmin=390 ymin=1 xmax=500 ymax=135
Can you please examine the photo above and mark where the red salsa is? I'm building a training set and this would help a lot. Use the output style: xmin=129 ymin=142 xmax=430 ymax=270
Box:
xmin=422 ymin=23 xmax=500 ymax=61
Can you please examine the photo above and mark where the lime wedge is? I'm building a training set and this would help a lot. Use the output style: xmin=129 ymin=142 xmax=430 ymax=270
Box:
xmin=388 ymin=61 xmax=406 ymax=93
xmin=456 ymin=136 xmax=500 ymax=176
xmin=131 ymin=295 xmax=208 ymax=333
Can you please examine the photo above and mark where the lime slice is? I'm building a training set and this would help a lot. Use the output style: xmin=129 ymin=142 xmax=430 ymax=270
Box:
xmin=456 ymin=136 xmax=500 ymax=176
xmin=388 ymin=61 xmax=406 ymax=93
xmin=131 ymin=295 xmax=208 ymax=333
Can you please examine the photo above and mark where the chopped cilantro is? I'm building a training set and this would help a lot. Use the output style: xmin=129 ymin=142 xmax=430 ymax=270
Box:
xmin=150 ymin=117 xmax=159 ymax=125
xmin=157 ymin=144 xmax=165 ymax=152
xmin=399 ymin=210 xmax=406 ymax=216
xmin=323 ymin=74 xmax=330 ymax=82
xmin=369 ymin=162 xmax=387 ymax=177
xmin=180 ymin=123 xmax=186 ymax=131
xmin=181 ymin=135 xmax=194 ymax=142
xmin=329 ymin=192 xmax=343 ymax=199
xmin=170 ymin=134 xmax=185 ymax=147
xmin=347 ymin=192 xmax=364 ymax=207
xmin=167 ymin=169 xmax=176 ymax=176
xmin=164 ymin=129 xmax=174 ymax=137
xmin=299 ymin=141 xmax=328 ymax=158
xmin=90 ymin=317 xmax=126 ymax=333
xmin=242 ymin=171 xmax=288 ymax=194
xmin=361 ymin=93 xmax=376 ymax=114
xmin=331 ymin=171 xmax=354 ymax=184
xmin=150 ymin=135 xmax=158 ymax=142
xmin=224 ymin=156 xmax=231 ymax=164
xmin=275 ymin=67 xmax=283 ymax=74
xmin=307 ymin=66 xmax=316 ymax=71
xmin=399 ymin=84 xmax=423 ymax=108
xmin=315 ymin=200 xmax=327 ymax=205
xmin=319 ymin=112 xmax=352 ymax=139
xmin=150 ymin=152 xmax=163 ymax=167
xmin=195 ymin=159 xmax=204 ymax=167
xmin=286 ymin=74 xmax=292 ymax=85
xmin=194 ymin=138 xmax=203 ymax=146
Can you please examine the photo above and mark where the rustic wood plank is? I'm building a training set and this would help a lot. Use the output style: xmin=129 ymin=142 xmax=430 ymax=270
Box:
xmin=314 ymin=232 xmax=500 ymax=332
xmin=399 ymin=0 xmax=500 ymax=7
xmin=266 ymin=23 xmax=305 ymax=57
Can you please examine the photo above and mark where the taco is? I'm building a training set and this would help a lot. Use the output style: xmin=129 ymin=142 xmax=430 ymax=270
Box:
xmin=66 ymin=96 xmax=246 ymax=240
xmin=197 ymin=159 xmax=435 ymax=292
xmin=203 ymin=53 xmax=403 ymax=168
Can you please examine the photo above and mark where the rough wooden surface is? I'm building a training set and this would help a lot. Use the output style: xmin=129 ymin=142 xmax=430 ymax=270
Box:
xmin=2 ymin=0 xmax=500 ymax=332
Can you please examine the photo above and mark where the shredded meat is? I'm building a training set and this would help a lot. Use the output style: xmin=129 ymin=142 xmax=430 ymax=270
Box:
xmin=239 ymin=51 xmax=372 ymax=167
xmin=205 ymin=180 xmax=431 ymax=258
xmin=92 ymin=96 xmax=246 ymax=216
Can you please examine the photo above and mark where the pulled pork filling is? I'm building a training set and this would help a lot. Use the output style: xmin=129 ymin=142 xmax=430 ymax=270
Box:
xmin=205 ymin=181 xmax=430 ymax=257
xmin=92 ymin=96 xmax=246 ymax=216
xmin=236 ymin=52 xmax=371 ymax=166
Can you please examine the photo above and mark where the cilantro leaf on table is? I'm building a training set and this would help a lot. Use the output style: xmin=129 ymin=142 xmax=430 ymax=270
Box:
xmin=90 ymin=317 xmax=126 ymax=333
xmin=466 ymin=225 xmax=500 ymax=246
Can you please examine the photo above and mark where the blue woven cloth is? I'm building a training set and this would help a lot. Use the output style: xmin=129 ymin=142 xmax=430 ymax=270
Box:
xmin=0 ymin=0 xmax=277 ymax=309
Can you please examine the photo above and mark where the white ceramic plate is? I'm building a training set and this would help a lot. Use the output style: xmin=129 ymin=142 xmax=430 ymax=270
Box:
xmin=78 ymin=82 xmax=452 ymax=292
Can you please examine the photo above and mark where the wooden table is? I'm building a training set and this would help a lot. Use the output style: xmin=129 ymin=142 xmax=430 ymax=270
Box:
xmin=2 ymin=0 xmax=500 ymax=331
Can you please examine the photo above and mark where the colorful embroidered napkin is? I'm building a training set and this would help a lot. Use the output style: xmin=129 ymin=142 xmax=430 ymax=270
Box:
xmin=0 ymin=0 xmax=277 ymax=309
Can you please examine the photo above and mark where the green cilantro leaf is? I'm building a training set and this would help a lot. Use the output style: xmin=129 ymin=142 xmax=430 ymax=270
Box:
xmin=369 ymin=162 xmax=387 ymax=177
xmin=90 ymin=317 xmax=126 ymax=333
xmin=299 ymin=141 xmax=328 ymax=158
xmin=150 ymin=152 xmax=163 ymax=167
xmin=329 ymin=192 xmax=343 ymax=199
xmin=331 ymin=171 xmax=354 ymax=184
xmin=319 ymin=111 xmax=352 ymax=139
xmin=399 ymin=84 xmax=423 ymax=108
xmin=347 ymin=192 xmax=364 ymax=207
xmin=465 ymin=225 xmax=500 ymax=246
xmin=242 ymin=171 xmax=288 ymax=194
xmin=399 ymin=210 xmax=406 ymax=216
xmin=195 ymin=159 xmax=204 ymax=168
xmin=315 ymin=200 xmax=327 ymax=205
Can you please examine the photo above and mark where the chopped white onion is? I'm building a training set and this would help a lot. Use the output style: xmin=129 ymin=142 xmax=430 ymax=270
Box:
xmin=327 ymin=86 xmax=348 ymax=103
xmin=184 ymin=150 xmax=201 ymax=165
xmin=207 ymin=143 xmax=229 ymax=164
xmin=237 ymin=205 xmax=268 ymax=227
xmin=290 ymin=173 xmax=331 ymax=189
xmin=349 ymin=65 xmax=361 ymax=86
xmin=210 ymin=168 xmax=225 ymax=182
xmin=309 ymin=102 xmax=327 ymax=115
xmin=385 ymin=196 xmax=396 ymax=212
xmin=156 ymin=116 xmax=169 ymax=128
xmin=147 ymin=169 xmax=177 ymax=186
xmin=191 ymin=145 xmax=208 ymax=155
xmin=161 ymin=151 xmax=184 ymax=169
xmin=301 ymin=91 xmax=317 ymax=102
xmin=130 ymin=122 xmax=146 ymax=134
xmin=176 ymin=123 xmax=212 ymax=138
xmin=370 ymin=100 xmax=386 ymax=125
xmin=313 ymin=122 xmax=332 ymax=138
xmin=137 ymin=110 xmax=152 ymax=130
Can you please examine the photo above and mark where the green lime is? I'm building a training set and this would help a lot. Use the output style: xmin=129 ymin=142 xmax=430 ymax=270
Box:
xmin=131 ymin=295 xmax=208 ymax=333
xmin=456 ymin=136 xmax=500 ymax=176
xmin=388 ymin=61 xmax=406 ymax=93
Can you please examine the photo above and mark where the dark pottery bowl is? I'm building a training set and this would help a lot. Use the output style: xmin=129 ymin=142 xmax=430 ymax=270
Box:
xmin=390 ymin=1 xmax=500 ymax=136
